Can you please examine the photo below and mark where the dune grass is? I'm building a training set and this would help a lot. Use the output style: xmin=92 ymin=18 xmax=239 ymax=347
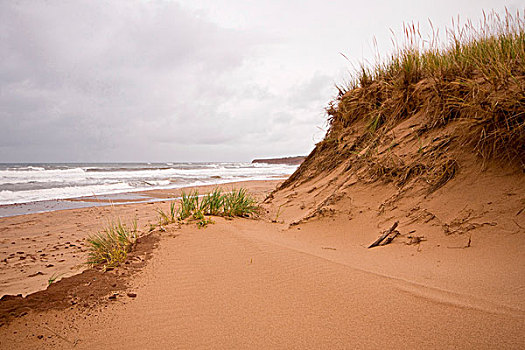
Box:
xmin=222 ymin=188 xmax=258 ymax=217
xmin=200 ymin=188 xmax=224 ymax=216
xmin=86 ymin=219 xmax=138 ymax=267
xmin=178 ymin=188 xmax=257 ymax=219
xmin=151 ymin=187 xmax=257 ymax=230
xmin=178 ymin=190 xmax=199 ymax=220
xmin=328 ymin=9 xmax=524 ymax=165
xmin=153 ymin=187 xmax=258 ymax=229
xmin=156 ymin=201 xmax=177 ymax=226
xmin=280 ymin=10 xmax=524 ymax=194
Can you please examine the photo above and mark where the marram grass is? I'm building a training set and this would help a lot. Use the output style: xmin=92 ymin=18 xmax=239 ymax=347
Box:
xmin=178 ymin=190 xmax=199 ymax=220
xmin=222 ymin=188 xmax=258 ymax=217
xmin=200 ymin=188 xmax=224 ymax=216
xmin=86 ymin=219 xmax=137 ymax=268
xmin=329 ymin=9 xmax=525 ymax=165
xmin=154 ymin=188 xmax=258 ymax=228
xmin=156 ymin=201 xmax=177 ymax=226
xmin=179 ymin=188 xmax=257 ymax=219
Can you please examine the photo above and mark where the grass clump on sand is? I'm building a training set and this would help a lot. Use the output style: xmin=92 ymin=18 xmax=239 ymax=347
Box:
xmin=156 ymin=188 xmax=258 ymax=229
xmin=179 ymin=188 xmax=257 ymax=219
xmin=200 ymin=188 xmax=224 ymax=216
xmin=178 ymin=190 xmax=199 ymax=220
xmin=157 ymin=202 xmax=177 ymax=227
xmin=86 ymin=219 xmax=138 ymax=268
xmin=222 ymin=188 xmax=258 ymax=217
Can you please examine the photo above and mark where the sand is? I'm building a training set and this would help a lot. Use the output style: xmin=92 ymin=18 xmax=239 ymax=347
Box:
xmin=0 ymin=180 xmax=277 ymax=298
xmin=0 ymin=177 xmax=524 ymax=349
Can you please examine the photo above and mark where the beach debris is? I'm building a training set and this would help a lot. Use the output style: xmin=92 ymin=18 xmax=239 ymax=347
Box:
xmin=368 ymin=221 xmax=400 ymax=248
xmin=322 ymin=247 xmax=337 ymax=250
xmin=108 ymin=293 xmax=118 ymax=300
xmin=406 ymin=235 xmax=426 ymax=245
xmin=28 ymin=271 xmax=44 ymax=277
xmin=127 ymin=292 xmax=137 ymax=298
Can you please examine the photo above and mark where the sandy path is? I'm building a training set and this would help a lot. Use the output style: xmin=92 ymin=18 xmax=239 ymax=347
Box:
xmin=4 ymin=218 xmax=522 ymax=349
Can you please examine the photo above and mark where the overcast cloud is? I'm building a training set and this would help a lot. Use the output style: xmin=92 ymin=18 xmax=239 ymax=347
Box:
xmin=0 ymin=0 xmax=519 ymax=162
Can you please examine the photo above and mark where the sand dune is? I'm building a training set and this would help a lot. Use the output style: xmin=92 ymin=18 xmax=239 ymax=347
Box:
xmin=1 ymin=213 xmax=523 ymax=348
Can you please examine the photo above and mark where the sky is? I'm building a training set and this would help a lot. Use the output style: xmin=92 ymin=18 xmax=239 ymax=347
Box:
xmin=0 ymin=0 xmax=520 ymax=162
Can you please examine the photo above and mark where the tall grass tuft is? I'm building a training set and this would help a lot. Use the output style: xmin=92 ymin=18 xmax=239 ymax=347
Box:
xmin=86 ymin=219 xmax=138 ymax=267
xmin=178 ymin=190 xmax=199 ymax=220
xmin=157 ymin=201 xmax=178 ymax=226
xmin=223 ymin=188 xmax=258 ymax=217
xmin=200 ymin=188 xmax=224 ymax=216
xmin=174 ymin=188 xmax=257 ymax=226
xmin=151 ymin=188 xmax=258 ymax=230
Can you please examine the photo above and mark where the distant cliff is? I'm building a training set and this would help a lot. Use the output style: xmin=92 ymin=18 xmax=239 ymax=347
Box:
xmin=252 ymin=156 xmax=305 ymax=165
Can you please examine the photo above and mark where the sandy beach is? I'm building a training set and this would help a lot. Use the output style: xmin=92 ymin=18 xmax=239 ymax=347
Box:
xmin=1 ymin=171 xmax=524 ymax=348
xmin=0 ymin=180 xmax=278 ymax=298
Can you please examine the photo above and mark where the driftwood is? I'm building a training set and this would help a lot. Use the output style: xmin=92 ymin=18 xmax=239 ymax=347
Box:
xmin=380 ymin=230 xmax=400 ymax=246
xmin=368 ymin=221 xmax=399 ymax=248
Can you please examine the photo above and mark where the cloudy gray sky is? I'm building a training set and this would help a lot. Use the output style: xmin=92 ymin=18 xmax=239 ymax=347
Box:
xmin=0 ymin=0 xmax=519 ymax=162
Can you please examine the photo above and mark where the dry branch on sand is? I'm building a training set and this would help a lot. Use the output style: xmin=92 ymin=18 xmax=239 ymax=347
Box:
xmin=368 ymin=221 xmax=400 ymax=248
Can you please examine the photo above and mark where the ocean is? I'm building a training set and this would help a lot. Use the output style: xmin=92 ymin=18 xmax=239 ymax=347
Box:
xmin=0 ymin=162 xmax=297 ymax=206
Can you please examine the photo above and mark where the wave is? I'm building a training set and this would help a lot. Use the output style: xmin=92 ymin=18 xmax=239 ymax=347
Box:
xmin=0 ymin=183 xmax=135 ymax=205
xmin=14 ymin=166 xmax=46 ymax=171
xmin=0 ymin=162 xmax=298 ymax=205
xmin=85 ymin=167 xmax=173 ymax=172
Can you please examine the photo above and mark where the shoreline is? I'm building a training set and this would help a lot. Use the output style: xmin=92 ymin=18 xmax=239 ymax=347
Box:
xmin=0 ymin=179 xmax=281 ymax=298
xmin=0 ymin=177 xmax=287 ymax=219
